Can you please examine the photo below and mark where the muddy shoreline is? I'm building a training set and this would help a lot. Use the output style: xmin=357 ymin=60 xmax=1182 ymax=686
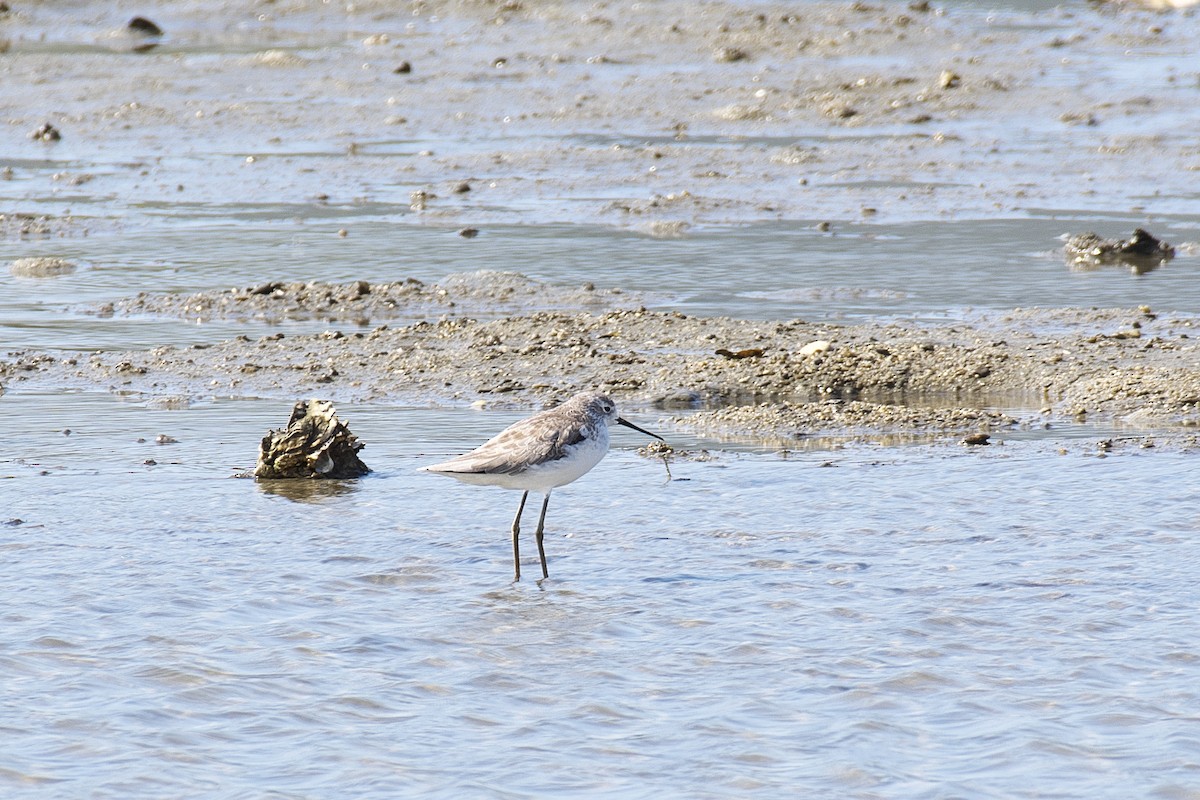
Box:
xmin=4 ymin=273 xmax=1200 ymax=441
xmin=4 ymin=1 xmax=1199 ymax=443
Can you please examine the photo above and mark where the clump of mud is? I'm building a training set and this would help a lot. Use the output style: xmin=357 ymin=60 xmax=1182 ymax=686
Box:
xmin=680 ymin=399 xmax=1018 ymax=439
xmin=1064 ymin=228 xmax=1174 ymax=273
xmin=8 ymin=257 xmax=77 ymax=277
xmin=254 ymin=399 xmax=369 ymax=479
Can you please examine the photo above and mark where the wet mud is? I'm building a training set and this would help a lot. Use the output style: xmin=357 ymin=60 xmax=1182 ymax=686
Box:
xmin=3 ymin=2 xmax=1199 ymax=441
xmin=5 ymin=274 xmax=1200 ymax=439
xmin=85 ymin=271 xmax=642 ymax=323
xmin=2 ymin=0 xmax=1198 ymax=227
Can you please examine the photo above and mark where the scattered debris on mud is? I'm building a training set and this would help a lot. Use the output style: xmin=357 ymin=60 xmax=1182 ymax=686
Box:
xmin=86 ymin=271 xmax=644 ymax=323
xmin=0 ymin=213 xmax=85 ymax=238
xmin=680 ymin=399 xmax=1019 ymax=440
xmin=3 ymin=0 xmax=1198 ymax=227
xmin=7 ymin=286 xmax=1200 ymax=440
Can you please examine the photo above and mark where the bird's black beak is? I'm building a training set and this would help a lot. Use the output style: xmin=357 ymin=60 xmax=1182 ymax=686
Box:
xmin=617 ymin=416 xmax=664 ymax=441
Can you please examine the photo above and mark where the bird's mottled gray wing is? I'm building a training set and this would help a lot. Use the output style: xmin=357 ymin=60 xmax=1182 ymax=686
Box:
xmin=426 ymin=415 xmax=587 ymax=475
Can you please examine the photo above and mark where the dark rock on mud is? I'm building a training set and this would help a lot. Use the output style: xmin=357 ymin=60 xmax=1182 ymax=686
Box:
xmin=716 ymin=348 xmax=765 ymax=360
xmin=127 ymin=17 xmax=163 ymax=37
xmin=254 ymin=399 xmax=370 ymax=480
xmin=108 ymin=16 xmax=164 ymax=53
xmin=1064 ymin=228 xmax=1174 ymax=272
xmin=127 ymin=17 xmax=164 ymax=36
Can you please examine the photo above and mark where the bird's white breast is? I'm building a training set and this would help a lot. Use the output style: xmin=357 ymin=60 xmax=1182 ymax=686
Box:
xmin=517 ymin=425 xmax=611 ymax=491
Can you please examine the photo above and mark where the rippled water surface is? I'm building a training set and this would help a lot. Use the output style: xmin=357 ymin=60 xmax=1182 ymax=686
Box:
xmin=3 ymin=215 xmax=1199 ymax=353
xmin=3 ymin=394 xmax=1200 ymax=797
xmin=5 ymin=0 xmax=1200 ymax=795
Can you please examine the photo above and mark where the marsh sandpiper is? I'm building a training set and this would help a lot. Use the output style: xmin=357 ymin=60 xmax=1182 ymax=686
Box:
xmin=421 ymin=391 xmax=663 ymax=581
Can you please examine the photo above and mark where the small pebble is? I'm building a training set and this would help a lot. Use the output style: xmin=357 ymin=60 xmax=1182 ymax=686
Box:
xmin=714 ymin=47 xmax=749 ymax=62
xmin=127 ymin=16 xmax=163 ymax=36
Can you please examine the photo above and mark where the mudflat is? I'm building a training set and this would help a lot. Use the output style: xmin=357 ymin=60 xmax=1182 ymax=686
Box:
xmin=3 ymin=273 xmax=1198 ymax=439
xmin=2 ymin=0 xmax=1197 ymax=440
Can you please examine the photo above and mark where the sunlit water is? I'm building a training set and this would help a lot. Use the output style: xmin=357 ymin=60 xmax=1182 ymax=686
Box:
xmin=5 ymin=0 xmax=1200 ymax=795
xmin=3 ymin=216 xmax=1198 ymax=353
xmin=3 ymin=394 xmax=1199 ymax=797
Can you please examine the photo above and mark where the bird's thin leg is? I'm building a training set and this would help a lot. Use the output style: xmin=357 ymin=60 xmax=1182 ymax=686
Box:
xmin=535 ymin=491 xmax=551 ymax=579
xmin=511 ymin=491 xmax=529 ymax=582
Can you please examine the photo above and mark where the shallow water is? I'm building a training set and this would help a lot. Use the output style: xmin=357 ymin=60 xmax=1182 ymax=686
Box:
xmin=3 ymin=215 xmax=1198 ymax=353
xmin=4 ymin=0 xmax=1200 ymax=796
xmin=3 ymin=393 xmax=1200 ymax=798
